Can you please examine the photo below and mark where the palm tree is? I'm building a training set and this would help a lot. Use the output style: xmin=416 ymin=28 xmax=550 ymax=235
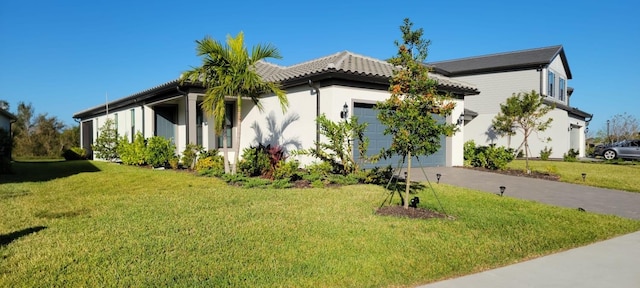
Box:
xmin=182 ymin=32 xmax=288 ymax=174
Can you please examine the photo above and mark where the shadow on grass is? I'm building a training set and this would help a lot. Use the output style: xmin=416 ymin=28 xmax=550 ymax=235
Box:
xmin=0 ymin=160 xmax=101 ymax=184
xmin=0 ymin=226 xmax=47 ymax=247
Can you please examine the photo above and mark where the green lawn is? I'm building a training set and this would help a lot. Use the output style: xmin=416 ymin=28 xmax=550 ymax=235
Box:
xmin=1 ymin=161 xmax=639 ymax=287
xmin=507 ymin=159 xmax=640 ymax=193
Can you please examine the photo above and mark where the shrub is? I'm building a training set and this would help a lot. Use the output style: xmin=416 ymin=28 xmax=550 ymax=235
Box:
xmin=327 ymin=174 xmax=359 ymax=186
xmin=563 ymin=148 xmax=579 ymax=162
xmin=182 ymin=143 xmax=203 ymax=170
xmin=221 ymin=173 xmax=248 ymax=186
xmin=62 ymin=147 xmax=86 ymax=161
xmin=311 ymin=179 xmax=325 ymax=188
xmin=463 ymin=140 xmax=477 ymax=166
xmin=168 ymin=157 xmax=179 ymax=169
xmin=243 ymin=178 xmax=272 ymax=188
xmin=354 ymin=165 xmax=394 ymax=185
xmin=271 ymin=179 xmax=293 ymax=189
xmin=484 ymin=146 xmax=515 ymax=170
xmin=464 ymin=141 xmax=514 ymax=170
xmin=273 ymin=160 xmax=301 ymax=181
xmin=145 ymin=136 xmax=175 ymax=168
xmin=195 ymin=155 xmax=224 ymax=174
xmin=238 ymin=145 xmax=271 ymax=177
xmin=194 ymin=154 xmax=224 ymax=175
xmin=117 ymin=132 xmax=147 ymax=165
xmin=540 ymin=146 xmax=553 ymax=161
xmin=197 ymin=167 xmax=224 ymax=177
xmin=305 ymin=161 xmax=333 ymax=177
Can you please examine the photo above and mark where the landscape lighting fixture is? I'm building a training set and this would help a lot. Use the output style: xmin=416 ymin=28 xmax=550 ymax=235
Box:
xmin=582 ymin=173 xmax=587 ymax=182
xmin=409 ymin=196 xmax=420 ymax=208
xmin=499 ymin=186 xmax=506 ymax=197
xmin=436 ymin=173 xmax=441 ymax=184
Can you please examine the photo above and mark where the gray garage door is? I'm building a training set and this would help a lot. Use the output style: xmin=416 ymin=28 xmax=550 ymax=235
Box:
xmin=353 ymin=103 xmax=446 ymax=169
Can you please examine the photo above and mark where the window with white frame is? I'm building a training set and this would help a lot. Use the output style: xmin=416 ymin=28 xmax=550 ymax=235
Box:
xmin=559 ymin=78 xmax=566 ymax=102
xmin=548 ymin=71 xmax=555 ymax=98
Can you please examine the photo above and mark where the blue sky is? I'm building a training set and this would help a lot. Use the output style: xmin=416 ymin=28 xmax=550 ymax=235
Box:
xmin=1 ymin=0 xmax=638 ymax=135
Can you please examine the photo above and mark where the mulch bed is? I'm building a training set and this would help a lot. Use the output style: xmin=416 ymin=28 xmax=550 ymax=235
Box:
xmin=464 ymin=166 xmax=560 ymax=181
xmin=376 ymin=205 xmax=450 ymax=220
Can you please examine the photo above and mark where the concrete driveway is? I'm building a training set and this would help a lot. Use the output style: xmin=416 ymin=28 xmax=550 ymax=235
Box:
xmin=403 ymin=166 xmax=640 ymax=219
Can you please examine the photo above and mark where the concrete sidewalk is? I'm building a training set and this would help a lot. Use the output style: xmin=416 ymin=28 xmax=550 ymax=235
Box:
xmin=402 ymin=166 xmax=640 ymax=287
xmin=419 ymin=231 xmax=640 ymax=288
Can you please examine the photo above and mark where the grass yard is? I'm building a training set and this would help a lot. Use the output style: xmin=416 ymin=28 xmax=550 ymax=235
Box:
xmin=507 ymin=160 xmax=640 ymax=193
xmin=1 ymin=161 xmax=639 ymax=287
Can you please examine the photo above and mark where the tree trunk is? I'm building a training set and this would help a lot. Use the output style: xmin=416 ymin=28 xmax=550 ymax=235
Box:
xmin=404 ymin=151 xmax=411 ymax=209
xmin=524 ymin=129 xmax=530 ymax=174
xmin=232 ymin=99 xmax=242 ymax=175
xmin=222 ymin=126 xmax=230 ymax=174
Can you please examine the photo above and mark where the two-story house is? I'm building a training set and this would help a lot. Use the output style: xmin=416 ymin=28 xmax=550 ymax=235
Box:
xmin=430 ymin=45 xmax=592 ymax=158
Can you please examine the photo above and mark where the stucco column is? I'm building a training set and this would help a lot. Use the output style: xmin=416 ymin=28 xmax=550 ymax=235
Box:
xmin=186 ymin=93 xmax=198 ymax=146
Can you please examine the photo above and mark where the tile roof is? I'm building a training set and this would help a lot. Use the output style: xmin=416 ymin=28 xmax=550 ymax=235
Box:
xmin=257 ymin=51 xmax=478 ymax=92
xmin=429 ymin=45 xmax=571 ymax=79
xmin=74 ymin=51 xmax=479 ymax=118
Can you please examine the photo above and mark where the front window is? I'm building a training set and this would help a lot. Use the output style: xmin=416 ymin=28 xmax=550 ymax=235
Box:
xmin=548 ymin=71 xmax=555 ymax=97
xmin=559 ymin=78 xmax=566 ymax=101
xmin=217 ymin=103 xmax=233 ymax=149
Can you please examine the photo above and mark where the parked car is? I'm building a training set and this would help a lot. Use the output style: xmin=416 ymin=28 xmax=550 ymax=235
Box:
xmin=594 ymin=140 xmax=640 ymax=160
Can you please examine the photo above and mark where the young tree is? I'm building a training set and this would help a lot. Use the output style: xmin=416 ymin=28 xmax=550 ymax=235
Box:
xmin=377 ymin=18 xmax=458 ymax=209
xmin=300 ymin=114 xmax=370 ymax=175
xmin=492 ymin=90 xmax=553 ymax=172
xmin=183 ymin=32 xmax=288 ymax=174
xmin=92 ymin=118 xmax=119 ymax=161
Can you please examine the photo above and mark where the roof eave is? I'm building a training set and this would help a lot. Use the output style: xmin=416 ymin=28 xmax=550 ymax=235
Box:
xmin=543 ymin=98 xmax=591 ymax=119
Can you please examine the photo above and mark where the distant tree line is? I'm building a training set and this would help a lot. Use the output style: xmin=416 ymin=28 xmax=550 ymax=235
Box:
xmin=3 ymin=101 xmax=79 ymax=159
xmin=590 ymin=112 xmax=639 ymax=144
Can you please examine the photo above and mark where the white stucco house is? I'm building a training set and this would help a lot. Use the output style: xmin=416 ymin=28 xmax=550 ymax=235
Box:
xmin=73 ymin=51 xmax=478 ymax=168
xmin=429 ymin=45 xmax=592 ymax=158
xmin=74 ymin=45 xmax=592 ymax=167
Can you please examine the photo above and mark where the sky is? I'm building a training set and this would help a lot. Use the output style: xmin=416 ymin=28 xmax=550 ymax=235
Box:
xmin=1 ymin=0 xmax=638 ymax=135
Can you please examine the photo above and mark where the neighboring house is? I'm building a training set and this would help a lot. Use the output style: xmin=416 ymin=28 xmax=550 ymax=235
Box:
xmin=73 ymin=51 xmax=478 ymax=167
xmin=0 ymin=108 xmax=17 ymax=159
xmin=0 ymin=108 xmax=16 ymax=133
xmin=430 ymin=45 xmax=592 ymax=158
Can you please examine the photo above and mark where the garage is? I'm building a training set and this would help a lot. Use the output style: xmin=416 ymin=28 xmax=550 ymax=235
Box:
xmin=353 ymin=103 xmax=446 ymax=169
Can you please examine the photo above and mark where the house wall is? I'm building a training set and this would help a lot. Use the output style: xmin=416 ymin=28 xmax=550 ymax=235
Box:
xmin=544 ymin=55 xmax=570 ymax=105
xmin=456 ymin=70 xmax=540 ymax=115
xmin=240 ymin=83 xmax=464 ymax=167
xmin=454 ymin=67 xmax=585 ymax=159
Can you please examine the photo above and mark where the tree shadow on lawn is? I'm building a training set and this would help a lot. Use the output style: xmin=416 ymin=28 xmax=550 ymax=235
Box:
xmin=0 ymin=226 xmax=47 ymax=247
xmin=0 ymin=160 xmax=101 ymax=184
